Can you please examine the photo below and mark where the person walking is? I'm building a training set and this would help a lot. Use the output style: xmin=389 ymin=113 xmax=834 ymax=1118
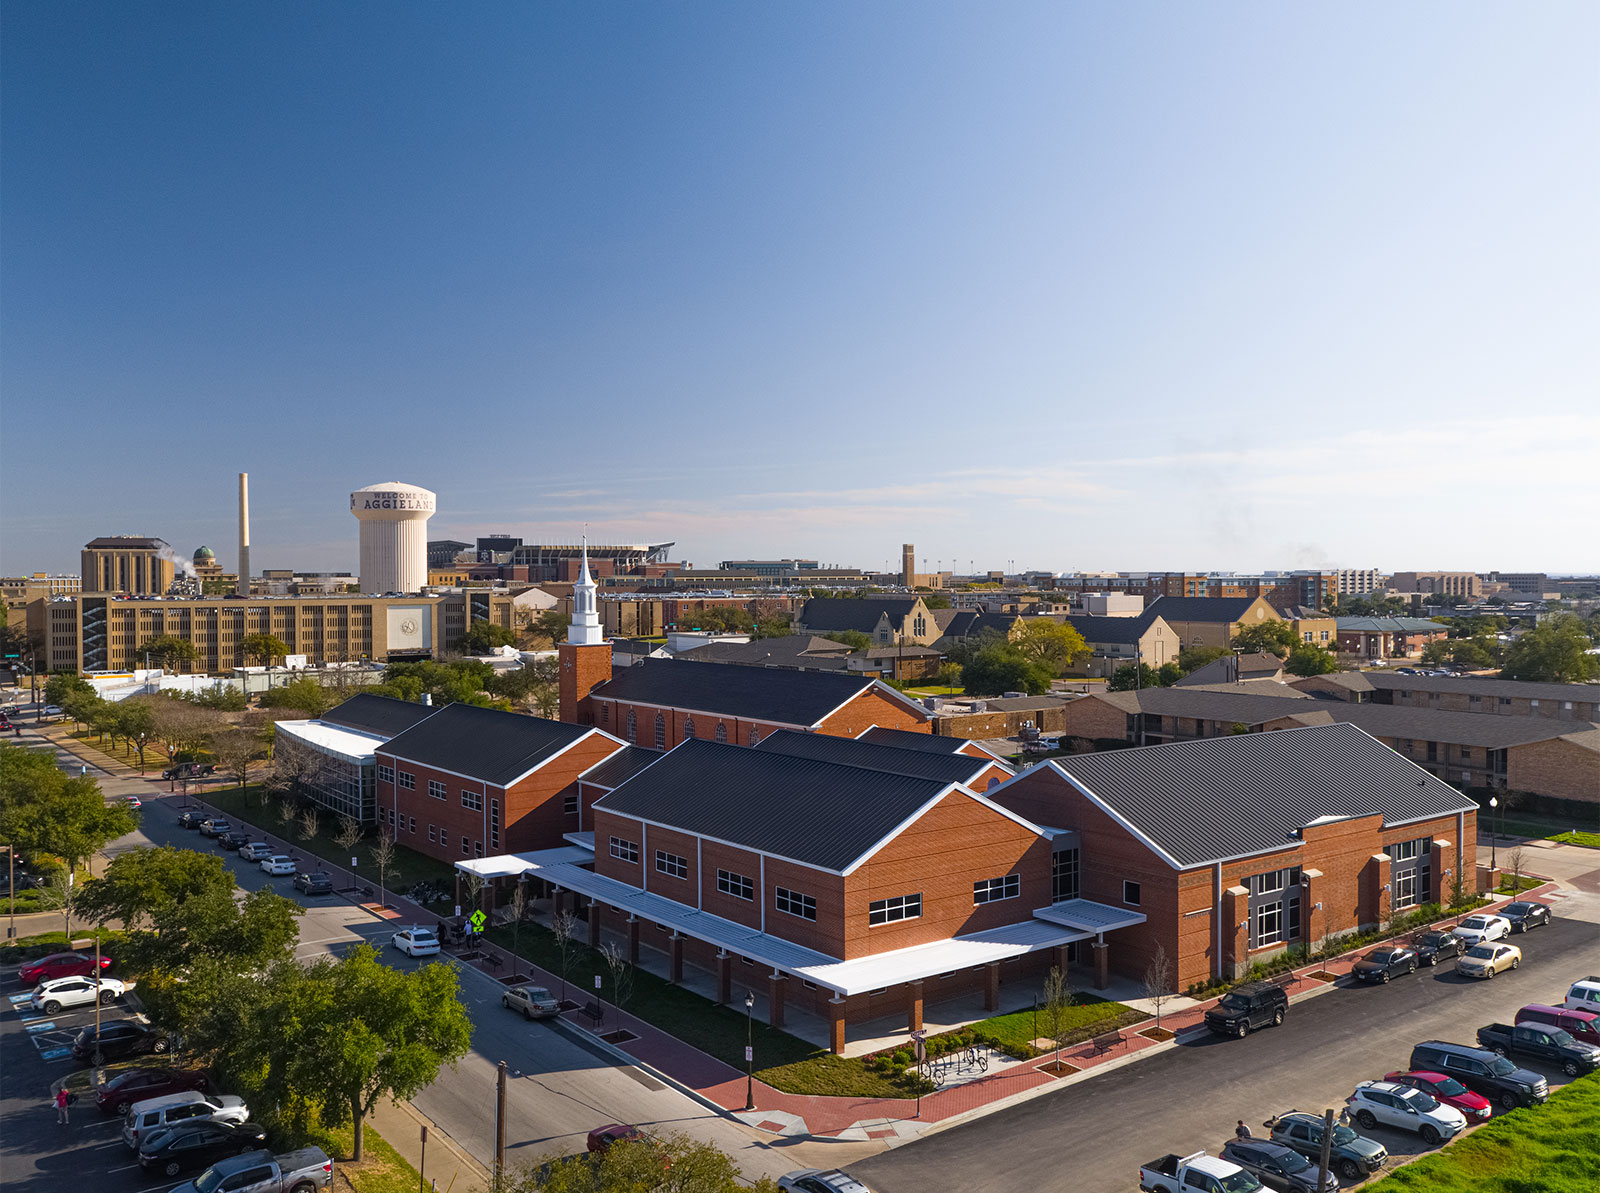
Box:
xmin=1235 ymin=1120 xmax=1252 ymax=1139
xmin=54 ymin=1087 xmax=70 ymax=1124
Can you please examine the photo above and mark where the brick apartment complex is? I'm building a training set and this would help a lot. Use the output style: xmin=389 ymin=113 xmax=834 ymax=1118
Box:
xmin=1291 ymin=672 xmax=1600 ymax=722
xmin=1334 ymin=617 xmax=1451 ymax=659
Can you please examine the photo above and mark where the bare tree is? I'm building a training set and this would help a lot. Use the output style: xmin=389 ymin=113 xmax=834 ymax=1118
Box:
xmin=334 ymin=815 xmax=365 ymax=854
xmin=1143 ymin=943 xmax=1174 ymax=1032
xmin=600 ymin=939 xmax=633 ymax=1015
xmin=1506 ymin=844 xmax=1526 ymax=894
xmin=551 ymin=909 xmax=578 ymax=1004
xmin=370 ymin=828 xmax=397 ymax=907
xmin=1039 ymin=965 xmax=1074 ymax=1071
xmin=532 ymin=684 xmax=560 ymax=720
xmin=507 ymin=882 xmax=529 ymax=979
xmin=212 ymin=726 xmax=257 ymax=791
xmin=298 ymin=807 xmax=320 ymax=843
xmin=277 ymin=795 xmax=299 ymax=831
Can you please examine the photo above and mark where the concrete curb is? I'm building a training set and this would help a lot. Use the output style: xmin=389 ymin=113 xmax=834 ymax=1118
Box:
xmin=544 ymin=1013 xmax=737 ymax=1120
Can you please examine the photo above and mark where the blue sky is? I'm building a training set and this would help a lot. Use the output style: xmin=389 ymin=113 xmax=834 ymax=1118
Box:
xmin=3 ymin=3 xmax=1596 ymax=578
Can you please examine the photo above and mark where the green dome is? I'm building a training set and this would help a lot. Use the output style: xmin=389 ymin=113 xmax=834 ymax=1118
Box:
xmin=193 ymin=546 xmax=216 ymax=562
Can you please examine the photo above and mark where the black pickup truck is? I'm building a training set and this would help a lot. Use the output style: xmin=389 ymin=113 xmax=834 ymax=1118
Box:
xmin=1477 ymin=1022 xmax=1600 ymax=1077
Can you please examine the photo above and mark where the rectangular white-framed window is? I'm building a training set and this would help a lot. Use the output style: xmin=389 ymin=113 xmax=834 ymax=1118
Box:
xmin=1052 ymin=849 xmax=1080 ymax=902
xmin=488 ymin=798 xmax=500 ymax=850
xmin=564 ymin=793 xmax=579 ymax=815
xmin=398 ymin=771 xmax=415 ymax=790
xmin=377 ymin=764 xmax=395 ymax=785
xmin=407 ymin=816 xmax=416 ymax=834
xmin=1255 ymin=899 xmax=1284 ymax=947
xmin=775 ymin=887 xmax=816 ymax=921
xmin=974 ymin=874 xmax=1020 ymax=905
xmin=654 ymin=849 xmax=687 ymax=880
xmin=717 ymin=869 xmax=753 ymax=901
xmin=461 ymin=836 xmax=470 ymax=855
xmin=461 ymin=788 xmax=482 ymax=811
xmin=869 ymin=893 xmax=922 ymax=926
xmin=427 ymin=824 xmax=437 ymax=843
xmin=428 ymin=779 xmax=446 ymax=801
xmin=1123 ymin=880 xmax=1141 ymax=907
xmin=609 ymin=836 xmax=639 ymax=864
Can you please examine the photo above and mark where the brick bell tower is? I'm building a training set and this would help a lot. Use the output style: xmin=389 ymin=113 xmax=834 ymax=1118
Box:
xmin=558 ymin=538 xmax=612 ymax=724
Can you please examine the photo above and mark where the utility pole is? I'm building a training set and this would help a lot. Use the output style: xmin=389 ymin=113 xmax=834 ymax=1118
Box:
xmin=495 ymin=1060 xmax=507 ymax=1186
xmin=1316 ymin=1107 xmax=1334 ymax=1192
xmin=419 ymin=1124 xmax=427 ymax=1193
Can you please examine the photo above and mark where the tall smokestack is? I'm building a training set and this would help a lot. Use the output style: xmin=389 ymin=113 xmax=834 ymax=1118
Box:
xmin=238 ymin=472 xmax=251 ymax=597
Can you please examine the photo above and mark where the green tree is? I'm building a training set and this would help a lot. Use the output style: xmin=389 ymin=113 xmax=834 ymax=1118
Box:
xmin=460 ymin=619 xmax=517 ymax=654
xmin=113 ymin=699 xmax=157 ymax=771
xmin=1450 ymin=638 xmax=1497 ymax=669
xmin=74 ymin=845 xmax=237 ymax=930
xmin=960 ymin=645 xmax=1053 ymax=696
xmin=238 ymin=632 xmax=291 ymax=667
xmin=1230 ymin=620 xmax=1299 ymax=659
xmin=1011 ymin=620 xmax=1089 ymax=676
xmin=531 ymin=610 xmax=570 ymax=645
xmin=1500 ymin=616 xmax=1600 ymax=683
xmin=1156 ymin=661 xmax=1183 ymax=686
xmin=258 ymin=676 xmax=333 ymax=716
xmin=1419 ymin=639 xmax=1453 ymax=665
xmin=1284 ymin=643 xmax=1338 ymax=677
xmin=1108 ymin=663 xmax=1161 ymax=691
xmin=1176 ymin=646 xmax=1230 ymax=673
xmin=44 ymin=673 xmax=95 ymax=708
xmin=517 ymin=1133 xmax=782 ymax=1193
xmin=137 ymin=634 xmax=199 ymax=672
xmin=0 ymin=744 xmax=138 ymax=877
xmin=921 ymin=592 xmax=953 ymax=610
xmin=823 ymin=630 xmax=872 ymax=652
xmin=752 ymin=616 xmax=793 ymax=639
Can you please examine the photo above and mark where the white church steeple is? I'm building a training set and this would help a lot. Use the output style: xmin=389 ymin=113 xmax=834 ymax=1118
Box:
xmin=567 ymin=535 xmax=604 ymax=646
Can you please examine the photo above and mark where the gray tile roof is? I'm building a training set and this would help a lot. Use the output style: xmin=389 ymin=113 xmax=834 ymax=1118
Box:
xmin=798 ymin=597 xmax=919 ymax=633
xmin=1334 ymin=617 xmax=1449 ymax=633
xmin=1103 ymin=687 xmax=1333 ymax=725
xmin=321 ymin=693 xmax=437 ymax=739
xmin=1044 ymin=722 xmax=1478 ymax=868
xmin=676 ymin=635 xmax=852 ymax=671
xmin=593 ymin=738 xmax=954 ymax=872
xmin=1358 ymin=672 xmax=1600 ymax=703
xmin=1145 ymin=596 xmax=1269 ymax=623
xmin=1059 ymin=614 xmax=1160 ymax=646
xmin=859 ymin=725 xmax=968 ymax=754
xmin=1322 ymin=703 xmax=1600 ymax=750
xmin=755 ymin=729 xmax=999 ymax=785
xmin=378 ymin=703 xmax=605 ymax=787
xmin=1173 ymin=652 xmax=1285 ymax=686
xmin=593 ymin=657 xmax=902 ymax=728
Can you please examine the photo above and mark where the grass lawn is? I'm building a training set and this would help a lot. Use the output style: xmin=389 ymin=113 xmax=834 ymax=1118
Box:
xmin=481 ymin=922 xmax=925 ymax=1099
xmin=1495 ymin=874 xmax=1545 ymax=894
xmin=306 ymin=1123 xmax=424 ymax=1193
xmin=192 ymin=785 xmax=461 ymax=898
xmin=1365 ymin=1072 xmax=1598 ymax=1192
xmin=901 ymin=684 xmax=965 ymax=697
xmin=962 ymin=995 xmax=1141 ymax=1057
xmin=1547 ymin=830 xmax=1600 ymax=849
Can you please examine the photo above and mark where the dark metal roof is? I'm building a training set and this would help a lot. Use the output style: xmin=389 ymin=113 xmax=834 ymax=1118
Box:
xmin=377 ymin=703 xmax=604 ymax=787
xmin=1323 ymin=703 xmax=1600 ymax=750
xmin=755 ymin=729 xmax=995 ymax=785
xmin=859 ymin=725 xmax=965 ymax=754
xmin=1173 ymin=653 xmax=1285 ymax=686
xmin=592 ymin=657 xmax=897 ymax=728
xmin=1144 ymin=595 xmax=1270 ymax=624
xmin=798 ymin=597 xmax=921 ymax=633
xmin=1359 ymin=672 xmax=1600 ymax=703
xmin=1060 ymin=614 xmax=1160 ymax=646
xmin=1047 ymin=722 xmax=1478 ymax=868
xmin=677 ymin=635 xmax=851 ymax=671
xmin=1099 ymin=687 xmax=1333 ymax=725
xmin=1334 ymin=617 xmax=1449 ymax=633
xmin=579 ymin=746 xmax=663 ymax=789
xmin=321 ymin=694 xmax=437 ymax=739
xmin=593 ymin=738 xmax=953 ymax=872
xmin=83 ymin=536 xmax=170 ymax=550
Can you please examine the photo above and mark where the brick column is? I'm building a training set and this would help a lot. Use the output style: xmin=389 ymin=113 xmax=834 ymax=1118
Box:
xmin=828 ymin=996 xmax=847 ymax=1055
xmin=669 ymin=934 xmax=685 ymax=984
xmin=1051 ymin=944 xmax=1071 ymax=979
xmin=1300 ymin=869 xmax=1324 ymax=951
xmin=983 ymin=962 xmax=1001 ymax=1011
xmin=1365 ymin=854 xmax=1392 ymax=931
xmin=716 ymin=952 xmax=732 ymax=1004
xmin=627 ymin=917 xmax=641 ymax=966
xmin=552 ymin=888 xmax=566 ymax=918
xmin=1091 ymin=940 xmax=1110 ymax=990
xmin=588 ymin=899 xmax=601 ymax=948
xmin=1223 ymin=885 xmax=1250 ymax=979
xmin=1430 ymin=839 xmax=1454 ymax=905
xmin=767 ymin=973 xmax=787 ymax=1029
xmin=907 ymin=980 xmax=924 ymax=1032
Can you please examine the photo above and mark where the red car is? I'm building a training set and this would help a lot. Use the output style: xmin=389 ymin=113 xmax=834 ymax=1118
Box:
xmin=1384 ymin=1069 xmax=1493 ymax=1122
xmin=19 ymin=952 xmax=113 ymax=986
xmin=94 ymin=1066 xmax=212 ymax=1116
xmin=587 ymin=1124 xmax=642 ymax=1154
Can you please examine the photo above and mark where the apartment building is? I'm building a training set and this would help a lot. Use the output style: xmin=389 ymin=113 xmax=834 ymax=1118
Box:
xmin=1390 ymin=572 xmax=1482 ymax=598
xmin=1292 ymin=673 xmax=1600 ymax=722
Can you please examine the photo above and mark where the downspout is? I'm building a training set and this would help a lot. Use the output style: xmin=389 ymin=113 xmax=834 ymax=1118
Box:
xmin=1215 ymin=861 xmax=1223 ymax=981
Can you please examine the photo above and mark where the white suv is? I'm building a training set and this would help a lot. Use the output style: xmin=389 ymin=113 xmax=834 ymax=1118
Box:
xmin=1452 ymin=914 xmax=1511 ymax=945
xmin=1345 ymin=1080 xmax=1466 ymax=1146
xmin=1567 ymin=976 xmax=1600 ymax=1013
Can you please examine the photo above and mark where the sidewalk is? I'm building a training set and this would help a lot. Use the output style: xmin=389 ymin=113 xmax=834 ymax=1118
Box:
xmin=368 ymin=1095 xmax=489 ymax=1193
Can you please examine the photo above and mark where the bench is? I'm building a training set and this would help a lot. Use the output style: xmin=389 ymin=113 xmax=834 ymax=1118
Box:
xmin=1088 ymin=1029 xmax=1126 ymax=1055
xmin=578 ymin=1000 xmax=604 ymax=1027
xmin=1270 ymin=971 xmax=1300 ymax=990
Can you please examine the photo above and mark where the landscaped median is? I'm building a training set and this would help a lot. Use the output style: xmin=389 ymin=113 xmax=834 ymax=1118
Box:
xmin=1363 ymin=1071 xmax=1598 ymax=1192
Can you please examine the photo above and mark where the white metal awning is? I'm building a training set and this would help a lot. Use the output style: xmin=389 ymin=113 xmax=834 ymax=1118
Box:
xmin=274 ymin=719 xmax=387 ymax=766
xmin=453 ymin=846 xmax=594 ymax=880
xmin=1033 ymin=897 xmax=1147 ymax=935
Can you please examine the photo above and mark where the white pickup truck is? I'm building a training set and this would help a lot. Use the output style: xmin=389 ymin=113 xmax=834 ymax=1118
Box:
xmin=1140 ymin=1150 xmax=1263 ymax=1193
xmin=172 ymin=1147 xmax=334 ymax=1193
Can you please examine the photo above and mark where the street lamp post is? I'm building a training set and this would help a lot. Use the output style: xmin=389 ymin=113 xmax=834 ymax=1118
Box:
xmin=1489 ymin=797 xmax=1499 ymax=873
xmin=744 ymin=991 xmax=756 ymax=1111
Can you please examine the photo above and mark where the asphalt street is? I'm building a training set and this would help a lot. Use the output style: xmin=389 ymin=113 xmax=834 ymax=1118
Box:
xmin=852 ymin=914 xmax=1600 ymax=1193
xmin=0 ymin=725 xmax=844 ymax=1189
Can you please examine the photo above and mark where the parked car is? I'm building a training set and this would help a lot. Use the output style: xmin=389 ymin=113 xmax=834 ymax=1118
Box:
xmin=1408 ymin=1040 xmax=1548 ymax=1110
xmin=1140 ymin=1150 xmax=1262 ymax=1193
xmin=1499 ymin=901 xmax=1552 ymax=933
xmin=1457 ymin=942 xmax=1520 ymax=979
xmin=1382 ymin=1070 xmax=1492 ymax=1123
xmin=1218 ymin=1139 xmax=1338 ymax=1192
xmin=238 ymin=842 xmax=275 ymax=861
xmin=1264 ymin=1112 xmax=1386 ymax=1183
xmin=293 ymin=871 xmax=334 ymax=895
xmin=1344 ymin=1080 xmax=1466 ymax=1145
xmin=1477 ymin=1021 xmax=1600 ymax=1077
xmin=177 ymin=810 xmax=206 ymax=829
xmin=168 ymin=1147 xmax=334 ymax=1193
xmin=778 ymin=1170 xmax=876 ymax=1193
xmin=587 ymin=1124 xmax=643 ymax=1154
xmin=162 ymin=763 xmax=216 ymax=781
xmin=198 ymin=819 xmax=232 ymax=838
xmin=138 ymin=1120 xmax=270 ymax=1177
xmin=31 ymin=975 xmax=126 ymax=1013
xmin=1412 ymin=930 xmax=1464 ymax=967
xmin=19 ymin=951 xmax=113 ymax=985
xmin=392 ymin=926 xmax=441 ymax=957
xmin=1205 ymin=981 xmax=1288 ymax=1038
xmin=259 ymin=856 xmax=296 ymax=876
xmin=124 ymin=794 xmax=143 ymax=809
xmin=217 ymin=830 xmax=250 ymax=851
xmin=1352 ymin=946 xmax=1418 ymax=984
xmin=1452 ymin=914 xmax=1511 ymax=945
xmin=502 ymin=985 xmax=561 ymax=1019
xmin=123 ymin=1091 xmax=251 ymax=1150
xmin=1565 ymin=977 xmax=1600 ymax=1013
xmin=1516 ymin=1004 xmax=1600 ymax=1049
xmin=72 ymin=1018 xmax=173 ymax=1062
xmin=95 ymin=1067 xmax=212 ymax=1116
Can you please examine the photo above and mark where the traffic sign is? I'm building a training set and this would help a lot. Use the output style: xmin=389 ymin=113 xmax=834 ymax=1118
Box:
xmin=469 ymin=910 xmax=486 ymax=933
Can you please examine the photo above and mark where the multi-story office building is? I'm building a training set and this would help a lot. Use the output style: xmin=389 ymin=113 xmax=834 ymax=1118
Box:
xmin=1335 ymin=568 xmax=1386 ymax=595
xmin=80 ymin=537 xmax=176 ymax=596
xmin=1391 ymin=571 xmax=1482 ymax=598
xmin=1479 ymin=572 xmax=1550 ymax=597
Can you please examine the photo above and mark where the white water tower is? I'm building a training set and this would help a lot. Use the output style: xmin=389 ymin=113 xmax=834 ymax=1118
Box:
xmin=350 ymin=482 xmax=436 ymax=593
